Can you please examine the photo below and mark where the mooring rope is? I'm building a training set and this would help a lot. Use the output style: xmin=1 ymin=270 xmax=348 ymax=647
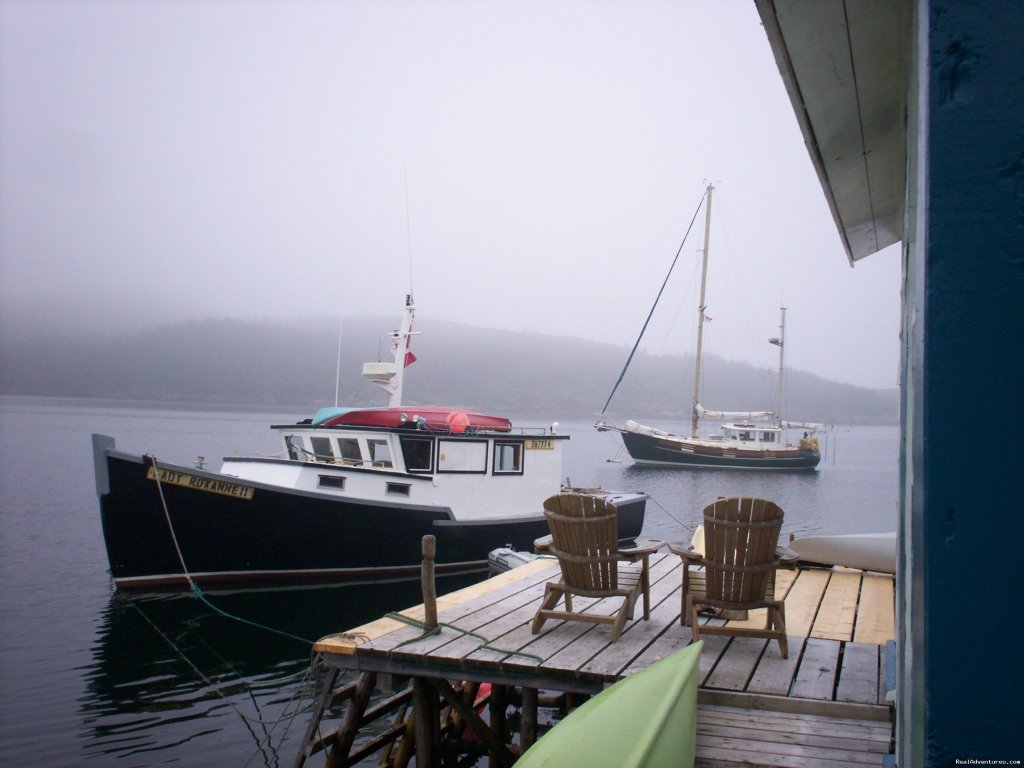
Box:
xmin=128 ymin=599 xmax=313 ymax=728
xmin=384 ymin=612 xmax=544 ymax=663
xmin=240 ymin=657 xmax=320 ymax=768
xmin=147 ymin=454 xmax=316 ymax=646
xmin=134 ymin=596 xmax=322 ymax=768
xmin=147 ymin=455 xmax=197 ymax=593
xmin=645 ymin=493 xmax=698 ymax=535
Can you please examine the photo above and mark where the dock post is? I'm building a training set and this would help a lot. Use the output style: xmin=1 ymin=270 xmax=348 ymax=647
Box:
xmin=291 ymin=665 xmax=339 ymax=768
xmin=422 ymin=535 xmax=437 ymax=628
xmin=488 ymin=684 xmax=509 ymax=768
xmin=521 ymin=687 xmax=538 ymax=751
xmin=413 ymin=677 xmax=440 ymax=767
xmin=325 ymin=671 xmax=377 ymax=768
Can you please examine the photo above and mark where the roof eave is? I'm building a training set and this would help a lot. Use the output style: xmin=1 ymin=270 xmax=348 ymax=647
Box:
xmin=754 ymin=0 xmax=910 ymax=265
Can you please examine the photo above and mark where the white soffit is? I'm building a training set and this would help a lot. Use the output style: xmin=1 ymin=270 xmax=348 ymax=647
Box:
xmin=755 ymin=0 xmax=910 ymax=264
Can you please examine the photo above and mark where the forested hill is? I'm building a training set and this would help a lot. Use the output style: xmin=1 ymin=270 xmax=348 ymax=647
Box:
xmin=0 ymin=315 xmax=898 ymax=424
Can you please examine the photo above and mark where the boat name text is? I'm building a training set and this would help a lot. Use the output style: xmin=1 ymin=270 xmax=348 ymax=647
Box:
xmin=146 ymin=467 xmax=255 ymax=500
xmin=524 ymin=439 xmax=555 ymax=450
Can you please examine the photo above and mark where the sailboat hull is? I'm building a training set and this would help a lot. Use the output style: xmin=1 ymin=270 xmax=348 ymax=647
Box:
xmin=621 ymin=429 xmax=820 ymax=470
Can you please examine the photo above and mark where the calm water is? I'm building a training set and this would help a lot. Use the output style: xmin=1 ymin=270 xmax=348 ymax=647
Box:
xmin=0 ymin=396 xmax=897 ymax=766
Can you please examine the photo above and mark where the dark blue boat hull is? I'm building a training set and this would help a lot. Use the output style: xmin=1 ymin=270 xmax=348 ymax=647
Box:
xmin=93 ymin=435 xmax=646 ymax=590
xmin=620 ymin=430 xmax=820 ymax=470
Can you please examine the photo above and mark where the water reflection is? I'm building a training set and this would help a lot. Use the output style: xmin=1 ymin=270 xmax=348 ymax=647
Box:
xmin=621 ymin=463 xmax=833 ymax=541
xmin=80 ymin=576 xmax=481 ymax=767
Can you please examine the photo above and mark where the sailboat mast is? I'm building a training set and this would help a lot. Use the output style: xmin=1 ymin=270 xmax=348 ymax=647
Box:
xmin=690 ymin=183 xmax=713 ymax=438
xmin=776 ymin=307 xmax=786 ymax=426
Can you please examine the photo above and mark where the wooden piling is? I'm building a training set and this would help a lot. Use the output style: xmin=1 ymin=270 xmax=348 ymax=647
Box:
xmin=421 ymin=535 xmax=437 ymax=629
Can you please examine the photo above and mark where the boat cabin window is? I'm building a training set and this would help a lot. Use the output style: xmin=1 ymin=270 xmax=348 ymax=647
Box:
xmin=738 ymin=431 xmax=753 ymax=441
xmin=386 ymin=482 xmax=411 ymax=496
xmin=286 ymin=435 xmax=306 ymax=460
xmin=437 ymin=439 xmax=487 ymax=474
xmin=367 ymin=438 xmax=393 ymax=468
xmin=318 ymin=475 xmax=345 ymax=489
xmin=399 ymin=436 xmax=433 ymax=473
xmin=762 ymin=432 xmax=776 ymax=443
xmin=336 ymin=437 xmax=362 ymax=464
xmin=310 ymin=436 xmax=335 ymax=462
xmin=493 ymin=441 xmax=523 ymax=474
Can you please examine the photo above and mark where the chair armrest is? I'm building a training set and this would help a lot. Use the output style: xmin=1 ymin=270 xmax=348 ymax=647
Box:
xmin=668 ymin=542 xmax=710 ymax=567
xmin=619 ymin=539 xmax=663 ymax=559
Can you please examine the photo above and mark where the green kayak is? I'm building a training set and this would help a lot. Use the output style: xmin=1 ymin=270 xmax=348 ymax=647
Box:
xmin=516 ymin=641 xmax=703 ymax=768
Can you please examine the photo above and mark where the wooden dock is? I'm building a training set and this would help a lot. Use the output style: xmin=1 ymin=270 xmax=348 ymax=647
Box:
xmin=295 ymin=553 xmax=895 ymax=767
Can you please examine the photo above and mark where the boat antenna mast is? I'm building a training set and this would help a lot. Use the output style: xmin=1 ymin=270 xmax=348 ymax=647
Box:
xmin=690 ymin=182 xmax=714 ymax=438
xmin=362 ymin=294 xmax=418 ymax=408
xmin=769 ymin=307 xmax=786 ymax=427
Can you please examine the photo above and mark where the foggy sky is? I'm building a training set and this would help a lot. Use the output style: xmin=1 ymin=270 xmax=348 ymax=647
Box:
xmin=0 ymin=0 xmax=902 ymax=389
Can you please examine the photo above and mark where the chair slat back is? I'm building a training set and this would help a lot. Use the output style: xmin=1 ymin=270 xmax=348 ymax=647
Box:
xmin=543 ymin=493 xmax=620 ymax=591
xmin=702 ymin=497 xmax=784 ymax=605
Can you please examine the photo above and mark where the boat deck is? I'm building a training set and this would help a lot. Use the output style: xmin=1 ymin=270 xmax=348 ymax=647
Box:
xmin=306 ymin=552 xmax=895 ymax=767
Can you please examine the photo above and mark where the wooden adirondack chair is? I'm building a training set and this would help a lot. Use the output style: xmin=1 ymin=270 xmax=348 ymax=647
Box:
xmin=679 ymin=496 xmax=796 ymax=658
xmin=531 ymin=493 xmax=659 ymax=641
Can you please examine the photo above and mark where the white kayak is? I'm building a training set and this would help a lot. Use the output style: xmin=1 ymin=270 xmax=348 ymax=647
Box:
xmin=788 ymin=532 xmax=897 ymax=573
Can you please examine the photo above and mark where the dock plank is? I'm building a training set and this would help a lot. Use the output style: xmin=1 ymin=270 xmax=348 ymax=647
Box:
xmin=773 ymin=568 xmax=799 ymax=599
xmin=836 ymin=643 xmax=881 ymax=705
xmin=696 ymin=705 xmax=891 ymax=766
xmin=313 ymin=558 xmax=556 ymax=654
xmin=779 ymin=569 xmax=831 ymax=636
xmin=372 ymin=576 xmax=550 ymax=657
xmin=400 ymin=554 xmax=681 ymax=677
xmin=619 ymin=627 xmax=696 ymax=675
xmin=697 ymin=722 xmax=889 ymax=754
xmin=698 ymin=705 xmax=891 ymax=741
xmin=696 ymin=742 xmax=885 ymax=767
xmin=705 ymin=637 xmax=767 ymax=691
xmin=696 ymin=625 xmax=732 ymax=685
xmin=525 ymin=555 xmax=681 ymax=675
xmin=579 ymin=588 xmax=686 ymax=677
xmin=745 ymin=636 xmax=807 ymax=696
xmin=790 ymin=638 xmax=841 ymax=700
xmin=811 ymin=570 xmax=862 ymax=641
xmin=854 ymin=574 xmax=895 ymax=644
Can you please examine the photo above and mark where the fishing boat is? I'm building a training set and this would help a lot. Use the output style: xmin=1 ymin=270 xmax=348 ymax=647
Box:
xmin=596 ymin=184 xmax=822 ymax=470
xmin=93 ymin=295 xmax=646 ymax=590
xmin=516 ymin=642 xmax=703 ymax=768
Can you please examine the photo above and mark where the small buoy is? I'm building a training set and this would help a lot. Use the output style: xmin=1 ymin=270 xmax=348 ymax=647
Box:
xmin=446 ymin=411 xmax=470 ymax=434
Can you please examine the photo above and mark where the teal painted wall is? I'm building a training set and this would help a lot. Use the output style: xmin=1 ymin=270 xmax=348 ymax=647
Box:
xmin=919 ymin=1 xmax=1023 ymax=764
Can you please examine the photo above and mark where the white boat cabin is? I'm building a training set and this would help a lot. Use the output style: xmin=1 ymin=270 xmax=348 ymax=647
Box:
xmin=712 ymin=423 xmax=783 ymax=446
xmin=221 ymin=421 xmax=568 ymax=521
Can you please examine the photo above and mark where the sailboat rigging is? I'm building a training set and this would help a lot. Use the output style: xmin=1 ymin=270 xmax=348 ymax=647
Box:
xmin=596 ymin=182 xmax=822 ymax=470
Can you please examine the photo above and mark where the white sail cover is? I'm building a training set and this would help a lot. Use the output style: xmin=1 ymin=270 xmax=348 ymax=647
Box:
xmin=781 ymin=420 xmax=828 ymax=432
xmin=695 ymin=404 xmax=774 ymax=421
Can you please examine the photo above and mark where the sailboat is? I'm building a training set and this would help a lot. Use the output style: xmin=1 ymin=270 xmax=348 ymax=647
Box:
xmin=597 ymin=184 xmax=822 ymax=470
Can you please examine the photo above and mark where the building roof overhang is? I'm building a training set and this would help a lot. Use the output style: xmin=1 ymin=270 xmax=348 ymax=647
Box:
xmin=755 ymin=0 xmax=911 ymax=264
